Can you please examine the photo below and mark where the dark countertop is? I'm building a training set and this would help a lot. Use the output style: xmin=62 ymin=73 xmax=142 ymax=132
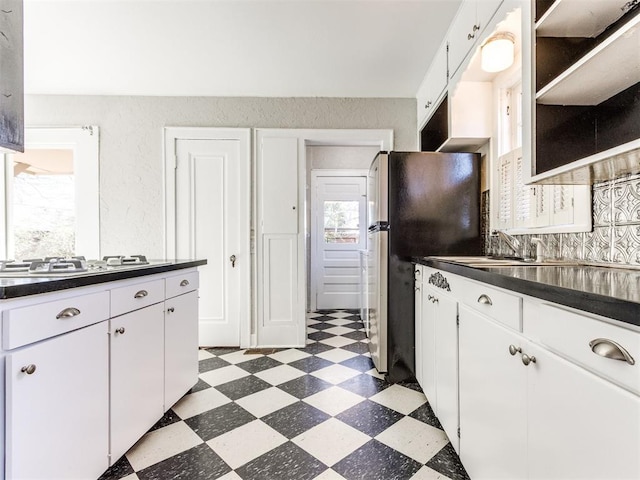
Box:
xmin=0 ymin=260 xmax=207 ymax=299
xmin=414 ymin=257 xmax=640 ymax=328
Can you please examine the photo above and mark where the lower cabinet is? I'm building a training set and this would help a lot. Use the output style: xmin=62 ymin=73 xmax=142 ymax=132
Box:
xmin=165 ymin=290 xmax=199 ymax=409
xmin=110 ymin=302 xmax=165 ymax=463
xmin=459 ymin=303 xmax=640 ymax=479
xmin=5 ymin=322 xmax=109 ymax=480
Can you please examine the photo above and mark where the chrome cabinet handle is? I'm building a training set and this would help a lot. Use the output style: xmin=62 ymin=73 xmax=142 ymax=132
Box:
xmin=167 ymin=307 xmax=175 ymax=313
xmin=180 ymin=279 xmax=190 ymax=287
xmin=56 ymin=307 xmax=81 ymax=319
xmin=134 ymin=290 xmax=148 ymax=299
xmin=522 ymin=354 xmax=536 ymax=366
xmin=21 ymin=364 xmax=37 ymax=375
xmin=427 ymin=294 xmax=439 ymax=304
xmin=425 ymin=101 xmax=432 ymax=109
xmin=230 ymin=255 xmax=236 ymax=268
xmin=477 ymin=294 xmax=493 ymax=305
xmin=589 ymin=338 xmax=635 ymax=365
xmin=115 ymin=327 xmax=125 ymax=335
xmin=509 ymin=345 xmax=521 ymax=356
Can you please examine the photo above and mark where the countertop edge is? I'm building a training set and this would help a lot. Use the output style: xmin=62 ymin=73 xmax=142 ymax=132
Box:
xmin=0 ymin=260 xmax=208 ymax=299
xmin=413 ymin=257 xmax=640 ymax=328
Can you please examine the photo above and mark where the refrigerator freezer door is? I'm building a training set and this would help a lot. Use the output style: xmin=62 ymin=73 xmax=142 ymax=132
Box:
xmin=368 ymin=229 xmax=388 ymax=373
xmin=368 ymin=152 xmax=388 ymax=227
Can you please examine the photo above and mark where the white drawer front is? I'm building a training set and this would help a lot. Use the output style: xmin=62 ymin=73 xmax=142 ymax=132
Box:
xmin=165 ymin=271 xmax=199 ymax=299
xmin=2 ymin=291 xmax=110 ymax=349
xmin=527 ymin=303 xmax=640 ymax=395
xmin=422 ymin=266 xmax=522 ymax=331
xmin=110 ymin=278 xmax=165 ymax=317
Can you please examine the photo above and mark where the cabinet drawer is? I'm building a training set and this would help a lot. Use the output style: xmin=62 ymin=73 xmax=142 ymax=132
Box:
xmin=455 ymin=279 xmax=522 ymax=331
xmin=165 ymin=271 xmax=199 ymax=299
xmin=110 ymin=278 xmax=165 ymax=317
xmin=2 ymin=291 xmax=109 ymax=349
xmin=526 ymin=303 xmax=640 ymax=395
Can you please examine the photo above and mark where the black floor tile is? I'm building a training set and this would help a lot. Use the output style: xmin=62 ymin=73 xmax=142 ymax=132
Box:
xmin=277 ymin=375 xmax=333 ymax=399
xmin=337 ymin=374 xmax=389 ymax=398
xmin=136 ymin=443 xmax=231 ymax=480
xmin=307 ymin=331 xmax=335 ymax=341
xmin=341 ymin=342 xmax=371 ymax=355
xmin=332 ymin=439 xmax=423 ymax=480
xmin=149 ymin=409 xmax=182 ymax=432
xmin=204 ymin=347 xmax=240 ymax=356
xmin=425 ymin=443 xmax=470 ymax=480
xmin=235 ymin=356 xmax=283 ymax=374
xmin=185 ymin=404 xmax=256 ymax=441
xmin=308 ymin=315 xmax=336 ymax=321
xmin=409 ymin=402 xmax=442 ymax=429
xmin=235 ymin=442 xmax=328 ymax=480
xmin=188 ymin=378 xmax=212 ymax=395
xmin=261 ymin=401 xmax=331 ymax=439
xmin=336 ymin=400 xmax=404 ymax=437
xmin=342 ymin=330 xmax=368 ymax=341
xmin=297 ymin=342 xmax=334 ymax=355
xmin=343 ymin=314 xmax=361 ymax=320
xmin=288 ymin=356 xmax=334 ymax=373
xmin=314 ymin=310 xmax=337 ymax=315
xmin=198 ymin=356 xmax=230 ymax=373
xmin=339 ymin=355 xmax=375 ymax=372
xmin=97 ymin=454 xmax=134 ymax=480
xmin=214 ymin=375 xmax=272 ymax=401
xmin=308 ymin=322 xmax=335 ymax=330
xmin=341 ymin=322 xmax=364 ymax=330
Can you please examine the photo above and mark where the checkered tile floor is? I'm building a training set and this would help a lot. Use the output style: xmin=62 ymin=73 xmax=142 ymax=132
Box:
xmin=99 ymin=310 xmax=469 ymax=480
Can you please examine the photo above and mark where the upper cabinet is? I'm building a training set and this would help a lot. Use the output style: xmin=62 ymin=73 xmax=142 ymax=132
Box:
xmin=527 ymin=0 xmax=640 ymax=184
xmin=416 ymin=41 xmax=448 ymax=130
xmin=0 ymin=0 xmax=24 ymax=153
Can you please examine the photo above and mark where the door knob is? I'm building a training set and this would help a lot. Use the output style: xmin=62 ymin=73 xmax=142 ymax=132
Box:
xmin=230 ymin=255 xmax=236 ymax=268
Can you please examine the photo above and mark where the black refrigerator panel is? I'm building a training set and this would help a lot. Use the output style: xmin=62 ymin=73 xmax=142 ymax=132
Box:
xmin=388 ymin=151 xmax=482 ymax=258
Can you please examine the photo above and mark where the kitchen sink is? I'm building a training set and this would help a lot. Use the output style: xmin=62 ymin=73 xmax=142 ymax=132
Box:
xmin=431 ymin=256 xmax=582 ymax=267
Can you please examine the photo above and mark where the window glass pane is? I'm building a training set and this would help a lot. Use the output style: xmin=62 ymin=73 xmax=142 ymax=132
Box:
xmin=324 ymin=200 xmax=359 ymax=244
xmin=11 ymin=149 xmax=75 ymax=259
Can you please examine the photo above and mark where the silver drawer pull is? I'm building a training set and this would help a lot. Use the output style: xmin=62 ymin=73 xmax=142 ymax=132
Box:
xmin=21 ymin=364 xmax=37 ymax=375
xmin=427 ymin=294 xmax=439 ymax=304
xmin=180 ymin=279 xmax=190 ymax=287
xmin=167 ymin=307 xmax=175 ymax=313
xmin=115 ymin=327 xmax=125 ymax=335
xmin=477 ymin=294 xmax=493 ymax=305
xmin=589 ymin=338 xmax=635 ymax=365
xmin=56 ymin=307 xmax=81 ymax=319
xmin=522 ymin=354 xmax=536 ymax=366
xmin=134 ymin=290 xmax=148 ymax=299
xmin=508 ymin=345 xmax=521 ymax=356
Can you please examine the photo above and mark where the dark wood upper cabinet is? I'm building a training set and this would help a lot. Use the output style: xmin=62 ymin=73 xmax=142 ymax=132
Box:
xmin=0 ymin=0 xmax=24 ymax=153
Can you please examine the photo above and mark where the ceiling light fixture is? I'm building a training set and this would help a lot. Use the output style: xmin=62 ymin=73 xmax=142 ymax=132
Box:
xmin=481 ymin=32 xmax=515 ymax=73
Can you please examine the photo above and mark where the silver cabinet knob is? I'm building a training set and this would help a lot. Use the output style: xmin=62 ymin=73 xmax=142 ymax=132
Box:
xmin=522 ymin=354 xmax=536 ymax=366
xmin=508 ymin=345 xmax=521 ymax=356
xmin=589 ymin=338 xmax=635 ymax=365
xmin=115 ymin=327 xmax=125 ymax=335
xmin=230 ymin=255 xmax=236 ymax=268
xmin=21 ymin=364 xmax=37 ymax=375
xmin=56 ymin=307 xmax=81 ymax=319
xmin=134 ymin=290 xmax=148 ymax=299
xmin=167 ymin=307 xmax=175 ymax=313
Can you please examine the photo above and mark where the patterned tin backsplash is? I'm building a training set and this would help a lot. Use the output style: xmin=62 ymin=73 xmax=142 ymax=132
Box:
xmin=482 ymin=173 xmax=640 ymax=266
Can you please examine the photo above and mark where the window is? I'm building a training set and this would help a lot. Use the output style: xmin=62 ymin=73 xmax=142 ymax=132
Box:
xmin=323 ymin=200 xmax=360 ymax=244
xmin=1 ymin=127 xmax=99 ymax=259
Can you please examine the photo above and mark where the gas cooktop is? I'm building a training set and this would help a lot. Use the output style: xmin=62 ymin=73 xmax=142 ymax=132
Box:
xmin=0 ymin=255 xmax=169 ymax=277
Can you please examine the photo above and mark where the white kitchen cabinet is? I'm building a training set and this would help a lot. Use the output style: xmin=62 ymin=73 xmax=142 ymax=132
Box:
xmin=110 ymin=302 xmax=165 ymax=463
xmin=419 ymin=278 xmax=437 ymax=409
xmin=448 ymin=0 xmax=503 ymax=79
xmin=165 ymin=289 xmax=199 ymax=410
xmin=5 ymin=321 xmax=109 ymax=480
xmin=417 ymin=41 xmax=448 ymax=129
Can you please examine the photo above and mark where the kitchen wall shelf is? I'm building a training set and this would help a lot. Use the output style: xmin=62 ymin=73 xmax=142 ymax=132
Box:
xmin=535 ymin=0 xmax=632 ymax=37
xmin=536 ymin=13 xmax=640 ymax=106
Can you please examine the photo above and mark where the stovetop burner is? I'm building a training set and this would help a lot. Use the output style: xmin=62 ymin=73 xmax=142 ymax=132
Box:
xmin=0 ymin=255 xmax=151 ymax=276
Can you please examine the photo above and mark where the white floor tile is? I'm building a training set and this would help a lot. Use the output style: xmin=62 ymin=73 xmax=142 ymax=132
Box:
xmin=235 ymin=387 xmax=298 ymax=418
xmin=303 ymin=386 xmax=365 ymax=416
xmin=172 ymin=388 xmax=231 ymax=419
xmin=313 ymin=469 xmax=347 ymax=480
xmin=198 ymin=349 xmax=214 ymax=360
xmin=375 ymin=416 xmax=448 ymax=464
xmin=292 ymin=418 xmax=369 ymax=467
xmin=217 ymin=350 xmax=263 ymax=365
xmin=199 ymin=365 xmax=250 ymax=387
xmin=216 ymin=471 xmax=243 ymax=480
xmin=318 ymin=336 xmax=356 ymax=348
xmin=323 ymin=326 xmax=355 ymax=336
xmin=207 ymin=420 xmax=287 ymax=469
xmin=315 ymin=348 xmax=359 ymax=364
xmin=328 ymin=312 xmax=352 ymax=319
xmin=119 ymin=474 xmax=140 ymax=480
xmin=369 ymin=384 xmax=427 ymax=415
xmin=307 ymin=319 xmax=321 ymax=325
xmin=411 ymin=465 xmax=452 ymax=480
xmin=310 ymin=364 xmax=361 ymax=385
xmin=126 ymin=421 xmax=203 ymax=471
xmin=323 ymin=318 xmax=353 ymax=326
xmin=267 ymin=348 xmax=311 ymax=364
xmin=307 ymin=327 xmax=319 ymax=334
xmin=254 ymin=364 xmax=306 ymax=386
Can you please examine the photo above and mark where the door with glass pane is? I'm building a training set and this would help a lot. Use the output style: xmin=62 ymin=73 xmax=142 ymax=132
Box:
xmin=311 ymin=173 xmax=367 ymax=310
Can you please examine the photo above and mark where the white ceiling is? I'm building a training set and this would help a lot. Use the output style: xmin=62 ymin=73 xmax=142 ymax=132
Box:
xmin=23 ymin=0 xmax=462 ymax=98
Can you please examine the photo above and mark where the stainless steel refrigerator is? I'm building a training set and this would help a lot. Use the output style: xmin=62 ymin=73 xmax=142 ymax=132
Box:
xmin=367 ymin=151 xmax=482 ymax=383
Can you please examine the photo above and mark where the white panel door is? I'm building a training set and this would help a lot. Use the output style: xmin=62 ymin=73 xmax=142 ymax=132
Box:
xmin=311 ymin=175 xmax=367 ymax=309
xmin=176 ymin=139 xmax=244 ymax=346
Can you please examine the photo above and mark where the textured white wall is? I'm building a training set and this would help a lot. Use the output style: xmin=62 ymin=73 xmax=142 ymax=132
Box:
xmin=25 ymin=95 xmax=416 ymax=258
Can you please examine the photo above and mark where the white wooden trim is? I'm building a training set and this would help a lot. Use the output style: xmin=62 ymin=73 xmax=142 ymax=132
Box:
xmin=164 ymin=127 xmax=251 ymax=348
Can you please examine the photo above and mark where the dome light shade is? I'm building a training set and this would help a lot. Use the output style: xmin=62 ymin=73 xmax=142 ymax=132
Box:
xmin=481 ymin=32 xmax=515 ymax=73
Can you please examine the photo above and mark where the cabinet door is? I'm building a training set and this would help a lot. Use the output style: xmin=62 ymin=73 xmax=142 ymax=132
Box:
xmin=5 ymin=322 xmax=109 ymax=480
xmin=421 ymin=281 xmax=437 ymax=409
xmin=448 ymin=0 xmax=478 ymax=79
xmin=528 ymin=344 xmax=640 ymax=479
xmin=417 ymin=42 xmax=448 ymax=128
xmin=414 ymin=267 xmax=423 ymax=386
xmin=110 ymin=303 xmax=164 ymax=463
xmin=458 ymin=305 xmax=527 ymax=479
xmin=165 ymin=290 xmax=199 ymax=409
xmin=432 ymin=287 xmax=459 ymax=453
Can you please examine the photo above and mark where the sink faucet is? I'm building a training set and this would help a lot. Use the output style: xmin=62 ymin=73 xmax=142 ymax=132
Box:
xmin=531 ymin=237 xmax=548 ymax=262
xmin=492 ymin=230 xmax=521 ymax=258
